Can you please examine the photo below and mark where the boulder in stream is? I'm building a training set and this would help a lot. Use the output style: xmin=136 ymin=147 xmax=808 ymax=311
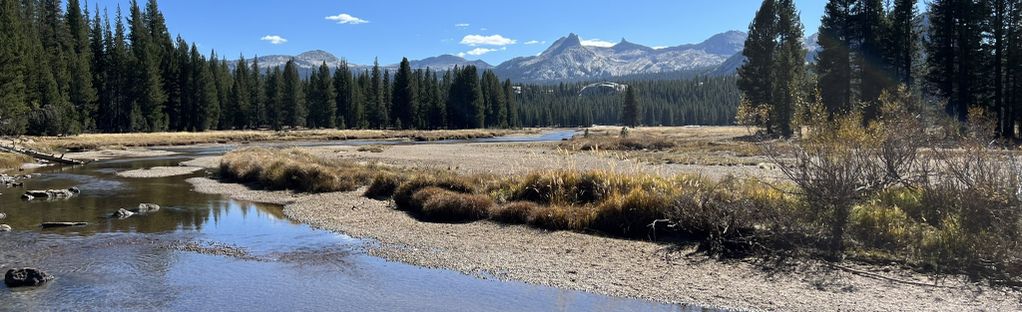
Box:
xmin=40 ymin=222 xmax=88 ymax=228
xmin=135 ymin=203 xmax=161 ymax=213
xmin=0 ymin=224 xmax=11 ymax=232
xmin=21 ymin=194 xmax=34 ymax=201
xmin=22 ymin=188 xmax=78 ymax=200
xmin=4 ymin=268 xmax=54 ymax=288
xmin=112 ymin=208 xmax=134 ymax=219
xmin=0 ymin=212 xmax=6 ymax=220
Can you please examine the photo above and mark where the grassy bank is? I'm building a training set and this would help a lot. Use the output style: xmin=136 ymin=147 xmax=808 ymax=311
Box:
xmin=559 ymin=126 xmax=784 ymax=166
xmin=219 ymin=145 xmax=1022 ymax=285
xmin=0 ymin=152 xmax=31 ymax=171
xmin=26 ymin=128 xmax=538 ymax=152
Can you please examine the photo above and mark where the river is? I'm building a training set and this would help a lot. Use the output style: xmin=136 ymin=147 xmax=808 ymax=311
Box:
xmin=0 ymin=131 xmax=701 ymax=311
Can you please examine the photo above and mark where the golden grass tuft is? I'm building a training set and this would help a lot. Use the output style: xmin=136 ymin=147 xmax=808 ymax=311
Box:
xmin=364 ymin=173 xmax=406 ymax=199
xmin=0 ymin=152 xmax=31 ymax=171
xmin=413 ymin=187 xmax=494 ymax=222
xmin=393 ymin=173 xmax=477 ymax=212
xmin=489 ymin=201 xmax=541 ymax=224
xmin=220 ymin=147 xmax=381 ymax=192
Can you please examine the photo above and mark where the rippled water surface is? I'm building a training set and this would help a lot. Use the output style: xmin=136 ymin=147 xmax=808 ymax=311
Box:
xmin=0 ymin=131 xmax=701 ymax=311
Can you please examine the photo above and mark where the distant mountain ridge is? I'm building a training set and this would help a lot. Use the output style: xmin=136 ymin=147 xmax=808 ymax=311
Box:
xmin=235 ymin=30 xmax=815 ymax=82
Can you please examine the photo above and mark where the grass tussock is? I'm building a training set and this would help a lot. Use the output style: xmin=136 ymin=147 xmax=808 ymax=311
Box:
xmin=414 ymin=187 xmax=494 ymax=222
xmin=0 ymin=152 xmax=31 ymax=171
xmin=220 ymin=147 xmax=382 ymax=192
xmin=393 ymin=173 xmax=477 ymax=212
xmin=364 ymin=173 xmax=405 ymax=199
xmin=489 ymin=201 xmax=541 ymax=224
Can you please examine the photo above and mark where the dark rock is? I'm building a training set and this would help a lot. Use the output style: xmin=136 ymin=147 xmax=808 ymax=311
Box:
xmin=67 ymin=187 xmax=80 ymax=194
xmin=40 ymin=222 xmax=88 ymax=228
xmin=4 ymin=268 xmax=54 ymax=288
xmin=21 ymin=194 xmax=34 ymax=201
xmin=112 ymin=208 xmax=134 ymax=219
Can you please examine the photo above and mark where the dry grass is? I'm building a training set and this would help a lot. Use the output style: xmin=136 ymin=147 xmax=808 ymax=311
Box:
xmin=27 ymin=128 xmax=538 ymax=152
xmin=220 ymin=147 xmax=386 ymax=192
xmin=0 ymin=152 xmax=31 ymax=171
xmin=560 ymin=126 xmax=785 ymax=166
xmin=364 ymin=173 xmax=405 ymax=199
xmin=414 ymin=187 xmax=494 ymax=222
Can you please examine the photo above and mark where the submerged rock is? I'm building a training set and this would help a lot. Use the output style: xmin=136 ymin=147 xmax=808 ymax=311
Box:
xmin=112 ymin=208 xmax=134 ymax=219
xmin=0 ymin=224 xmax=11 ymax=232
xmin=22 ymin=188 xmax=78 ymax=200
xmin=40 ymin=222 xmax=88 ymax=228
xmin=135 ymin=203 xmax=161 ymax=213
xmin=0 ymin=212 xmax=6 ymax=220
xmin=4 ymin=268 xmax=54 ymax=288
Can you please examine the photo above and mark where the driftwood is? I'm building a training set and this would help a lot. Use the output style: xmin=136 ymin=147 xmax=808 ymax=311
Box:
xmin=40 ymin=222 xmax=88 ymax=228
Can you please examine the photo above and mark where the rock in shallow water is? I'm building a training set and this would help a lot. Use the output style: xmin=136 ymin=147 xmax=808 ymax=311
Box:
xmin=4 ymin=268 xmax=54 ymax=288
xmin=112 ymin=208 xmax=134 ymax=219
xmin=0 ymin=224 xmax=11 ymax=232
xmin=40 ymin=222 xmax=88 ymax=228
xmin=135 ymin=203 xmax=161 ymax=213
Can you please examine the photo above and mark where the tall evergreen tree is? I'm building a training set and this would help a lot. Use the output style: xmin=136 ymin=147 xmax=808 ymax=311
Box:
xmin=66 ymin=0 xmax=97 ymax=132
xmin=926 ymin=0 xmax=988 ymax=122
xmin=481 ymin=70 xmax=507 ymax=128
xmin=333 ymin=62 xmax=354 ymax=129
xmin=307 ymin=61 xmax=336 ymax=128
xmin=282 ymin=59 xmax=306 ymax=128
xmin=391 ymin=58 xmax=418 ymax=129
xmin=368 ymin=59 xmax=387 ymax=128
xmin=0 ymin=0 xmax=30 ymax=135
xmin=737 ymin=0 xmax=778 ymax=132
xmin=622 ymin=86 xmax=641 ymax=127
xmin=248 ymin=57 xmax=265 ymax=128
xmin=504 ymin=79 xmax=517 ymax=128
xmin=816 ymin=0 xmax=855 ymax=117
xmin=128 ymin=0 xmax=166 ymax=131
xmin=228 ymin=56 xmax=251 ymax=129
xmin=771 ymin=0 xmax=807 ymax=137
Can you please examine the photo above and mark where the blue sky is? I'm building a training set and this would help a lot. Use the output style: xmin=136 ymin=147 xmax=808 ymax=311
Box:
xmin=86 ymin=0 xmax=829 ymax=65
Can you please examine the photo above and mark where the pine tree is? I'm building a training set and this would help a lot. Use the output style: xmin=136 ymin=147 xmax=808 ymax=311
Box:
xmin=391 ymin=57 xmax=418 ymax=129
xmin=503 ymin=79 xmax=517 ymax=128
xmin=858 ymin=0 xmax=890 ymax=120
xmin=190 ymin=44 xmax=217 ymax=131
xmin=368 ymin=59 xmax=387 ymax=128
xmin=481 ymin=70 xmax=507 ymax=128
xmin=771 ymin=0 xmax=806 ymax=137
xmin=66 ymin=0 xmax=97 ymax=132
xmin=307 ymin=61 xmax=336 ymax=128
xmin=816 ymin=0 xmax=855 ymax=117
xmin=0 ymin=0 xmax=30 ymax=135
xmin=333 ymin=62 xmax=354 ymax=128
xmin=737 ymin=0 xmax=778 ymax=132
xmin=265 ymin=67 xmax=283 ymax=130
xmin=282 ymin=58 xmax=305 ymax=128
xmin=228 ymin=56 xmax=251 ymax=129
xmin=927 ymin=0 xmax=988 ymax=122
xmin=622 ymin=86 xmax=640 ymax=127
xmin=248 ymin=57 xmax=265 ymax=128
xmin=886 ymin=0 xmax=918 ymax=88
xmin=128 ymin=0 xmax=166 ymax=131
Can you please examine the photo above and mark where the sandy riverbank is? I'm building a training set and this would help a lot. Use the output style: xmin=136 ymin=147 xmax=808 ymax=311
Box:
xmin=185 ymin=176 xmax=1021 ymax=311
xmin=117 ymin=166 xmax=204 ymax=178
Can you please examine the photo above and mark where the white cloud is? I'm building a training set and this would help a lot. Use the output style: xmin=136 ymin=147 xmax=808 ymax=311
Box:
xmin=260 ymin=35 xmax=287 ymax=45
xmin=580 ymin=38 xmax=615 ymax=47
xmin=524 ymin=40 xmax=546 ymax=45
xmin=325 ymin=13 xmax=369 ymax=24
xmin=460 ymin=34 xmax=516 ymax=46
xmin=455 ymin=23 xmax=470 ymax=27
xmin=457 ymin=47 xmax=506 ymax=57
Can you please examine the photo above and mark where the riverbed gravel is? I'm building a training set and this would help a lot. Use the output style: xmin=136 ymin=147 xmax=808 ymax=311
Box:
xmin=186 ymin=175 xmax=1022 ymax=312
xmin=117 ymin=166 xmax=203 ymax=178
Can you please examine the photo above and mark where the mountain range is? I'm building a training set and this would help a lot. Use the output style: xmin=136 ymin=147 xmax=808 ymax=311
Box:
xmin=239 ymin=30 xmax=822 ymax=83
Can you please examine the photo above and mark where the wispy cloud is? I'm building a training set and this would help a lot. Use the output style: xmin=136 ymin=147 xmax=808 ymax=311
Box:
xmin=325 ymin=13 xmax=369 ymax=24
xmin=580 ymin=38 xmax=615 ymax=47
xmin=457 ymin=47 xmax=507 ymax=57
xmin=260 ymin=35 xmax=287 ymax=45
xmin=455 ymin=23 xmax=470 ymax=27
xmin=524 ymin=40 xmax=546 ymax=45
xmin=460 ymin=34 xmax=516 ymax=46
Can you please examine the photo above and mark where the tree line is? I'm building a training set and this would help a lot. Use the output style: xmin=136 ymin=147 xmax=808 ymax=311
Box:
xmin=738 ymin=0 xmax=1022 ymax=139
xmin=515 ymin=77 xmax=740 ymax=127
xmin=0 ymin=0 xmax=521 ymax=135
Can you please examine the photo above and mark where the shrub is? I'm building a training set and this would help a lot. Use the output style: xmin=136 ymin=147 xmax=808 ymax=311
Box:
xmin=490 ymin=201 xmax=541 ymax=224
xmin=591 ymin=189 xmax=671 ymax=238
xmin=365 ymin=174 xmax=405 ymax=199
xmin=393 ymin=173 xmax=476 ymax=211
xmin=411 ymin=187 xmax=493 ymax=222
